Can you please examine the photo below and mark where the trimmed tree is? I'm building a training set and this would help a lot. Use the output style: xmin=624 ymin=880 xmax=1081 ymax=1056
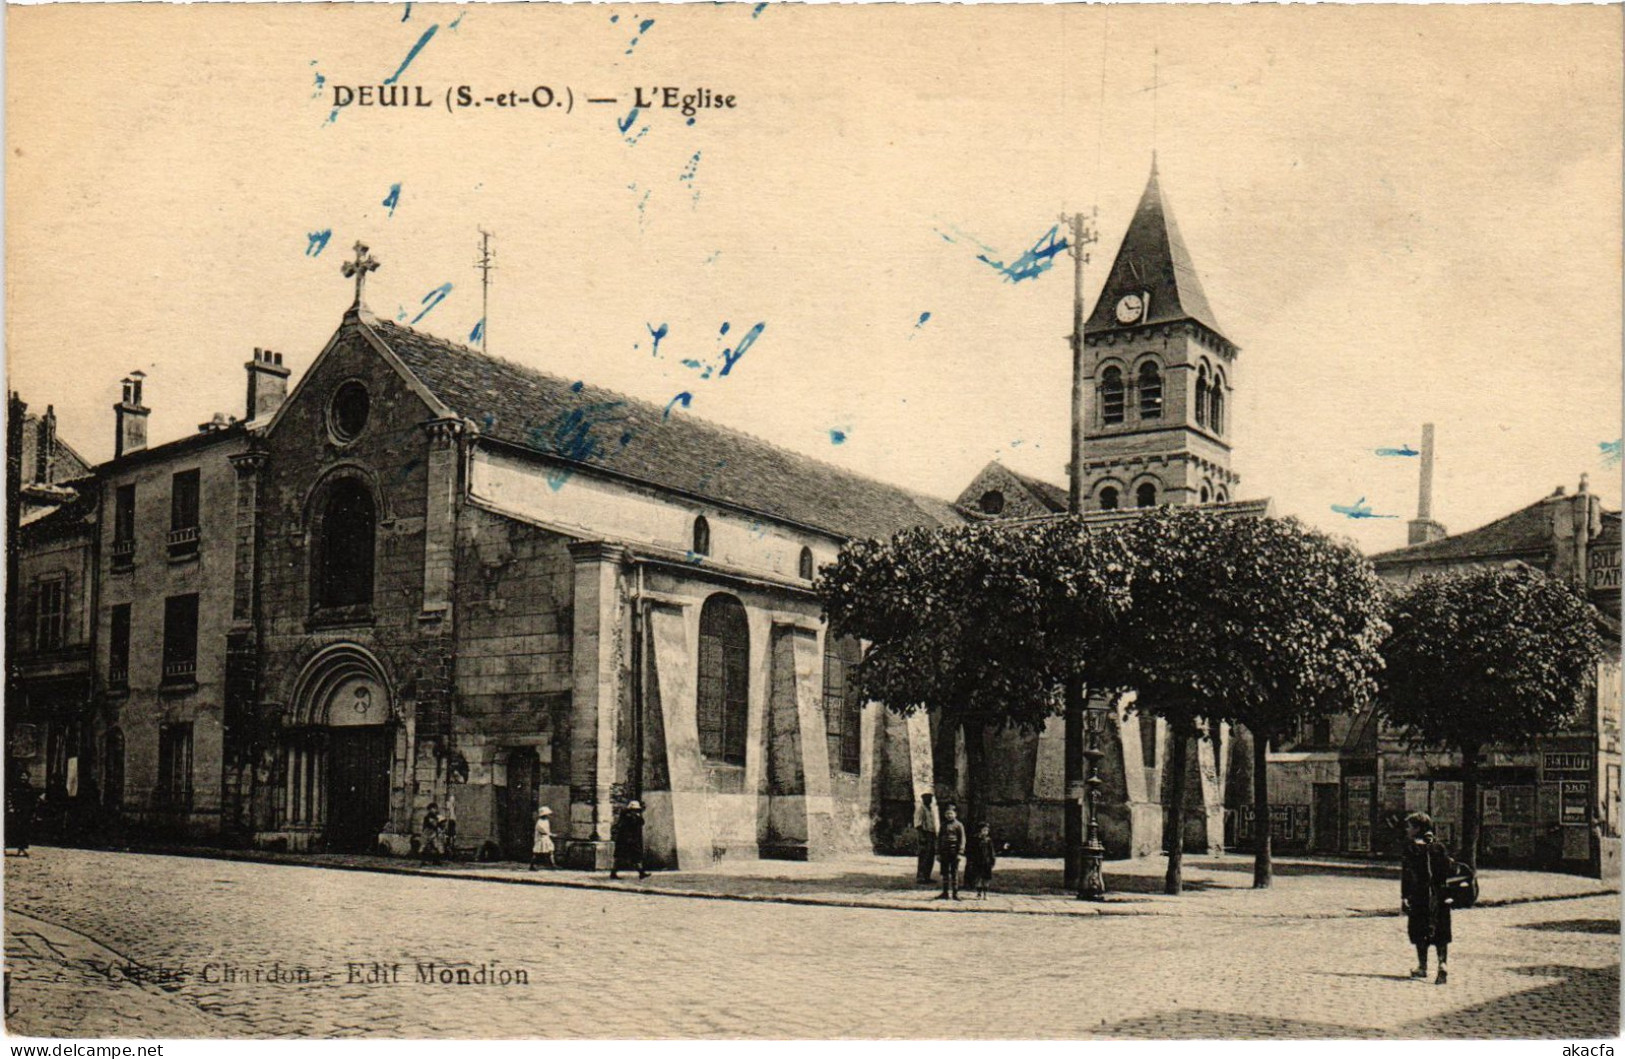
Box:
xmin=818 ymin=517 xmax=1128 ymax=826
xmin=1377 ymin=564 xmax=1604 ymax=869
xmin=1091 ymin=509 xmax=1387 ymax=893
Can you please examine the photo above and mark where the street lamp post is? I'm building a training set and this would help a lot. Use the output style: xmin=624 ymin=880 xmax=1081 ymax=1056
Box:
xmin=1078 ymin=700 xmax=1108 ymax=901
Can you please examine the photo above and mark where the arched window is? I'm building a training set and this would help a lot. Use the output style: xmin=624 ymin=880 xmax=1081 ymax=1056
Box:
xmin=823 ymin=635 xmax=865 ymax=774
xmin=698 ymin=595 xmax=749 ymax=765
xmin=1211 ymin=370 xmax=1226 ymax=435
xmin=1100 ymin=367 xmax=1125 ymax=426
xmin=692 ymin=516 xmax=711 ymax=557
xmin=1138 ymin=362 xmax=1163 ymax=420
xmin=104 ymin=728 xmax=124 ymax=810
xmin=1215 ymin=487 xmax=1229 ymax=503
xmin=1200 ymin=485 xmax=1211 ymax=504
xmin=1136 ymin=482 xmax=1158 ymax=508
xmin=1098 ymin=487 xmax=1119 ymax=511
xmin=1196 ymin=365 xmax=1211 ymax=428
xmin=316 ymin=479 xmax=376 ymax=609
xmin=978 ymin=490 xmax=1005 ymax=515
xmin=798 ymin=547 xmax=815 ymax=581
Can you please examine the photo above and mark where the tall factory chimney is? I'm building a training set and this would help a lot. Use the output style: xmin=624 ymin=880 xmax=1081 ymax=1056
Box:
xmin=1407 ymin=423 xmax=1447 ymax=545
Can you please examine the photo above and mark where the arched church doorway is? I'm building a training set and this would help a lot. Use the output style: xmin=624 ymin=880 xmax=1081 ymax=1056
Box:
xmin=284 ymin=646 xmax=396 ymax=853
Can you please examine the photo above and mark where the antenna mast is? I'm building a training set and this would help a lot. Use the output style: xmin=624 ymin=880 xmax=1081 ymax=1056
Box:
xmin=475 ymin=229 xmax=495 ymax=354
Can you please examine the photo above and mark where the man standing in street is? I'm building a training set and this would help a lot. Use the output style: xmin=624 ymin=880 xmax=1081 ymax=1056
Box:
xmin=914 ymin=792 xmax=939 ymax=884
xmin=936 ymin=803 xmax=967 ymax=900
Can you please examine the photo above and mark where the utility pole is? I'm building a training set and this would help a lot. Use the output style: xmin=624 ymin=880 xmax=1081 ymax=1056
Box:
xmin=1063 ymin=208 xmax=1098 ymax=889
xmin=475 ymin=229 xmax=495 ymax=355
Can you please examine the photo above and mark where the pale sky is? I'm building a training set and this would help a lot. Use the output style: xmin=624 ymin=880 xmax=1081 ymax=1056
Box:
xmin=6 ymin=3 xmax=1621 ymax=555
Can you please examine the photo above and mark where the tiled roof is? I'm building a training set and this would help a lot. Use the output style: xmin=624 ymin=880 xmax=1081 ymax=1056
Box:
xmin=367 ymin=318 xmax=966 ymax=541
xmin=1370 ymin=494 xmax=1558 ymax=566
xmin=1085 ymin=161 xmax=1227 ymax=341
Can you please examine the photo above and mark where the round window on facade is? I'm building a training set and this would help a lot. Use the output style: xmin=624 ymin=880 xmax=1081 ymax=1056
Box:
xmin=979 ymin=490 xmax=1006 ymax=515
xmin=329 ymin=381 xmax=371 ymax=443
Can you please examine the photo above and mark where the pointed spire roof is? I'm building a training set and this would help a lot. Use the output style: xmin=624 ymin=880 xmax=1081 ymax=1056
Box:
xmin=1085 ymin=160 xmax=1226 ymax=340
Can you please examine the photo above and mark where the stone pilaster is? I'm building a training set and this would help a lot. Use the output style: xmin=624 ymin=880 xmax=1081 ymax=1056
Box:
xmin=565 ymin=540 xmax=628 ymax=868
xmin=228 ymin=451 xmax=267 ymax=630
xmin=420 ymin=417 xmax=464 ymax=624
xmin=642 ymin=597 xmax=713 ymax=869
xmin=1197 ymin=722 xmax=1230 ymax=855
xmin=761 ymin=621 xmax=836 ymax=859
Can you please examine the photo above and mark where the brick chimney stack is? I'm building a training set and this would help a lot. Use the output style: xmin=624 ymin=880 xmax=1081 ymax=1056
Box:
xmin=34 ymin=404 xmax=56 ymax=484
xmin=1407 ymin=422 xmax=1447 ymax=545
xmin=114 ymin=371 xmax=149 ymax=458
xmin=246 ymin=348 xmax=291 ymax=421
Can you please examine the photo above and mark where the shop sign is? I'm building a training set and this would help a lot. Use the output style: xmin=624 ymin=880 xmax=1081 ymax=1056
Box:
xmin=1544 ymin=752 xmax=1592 ymax=774
xmin=1590 ymin=544 xmax=1620 ymax=591
xmin=1561 ymin=780 xmax=1590 ymax=824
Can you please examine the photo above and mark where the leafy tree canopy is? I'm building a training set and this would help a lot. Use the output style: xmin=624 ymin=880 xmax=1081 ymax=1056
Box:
xmin=818 ymin=517 xmax=1130 ymax=735
xmin=1091 ymin=509 xmax=1389 ymax=735
xmin=1377 ymin=564 xmax=1604 ymax=753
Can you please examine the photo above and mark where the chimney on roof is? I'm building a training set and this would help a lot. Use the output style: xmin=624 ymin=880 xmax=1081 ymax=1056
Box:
xmin=34 ymin=404 xmax=56 ymax=484
xmin=246 ymin=348 xmax=291 ymax=421
xmin=114 ymin=371 xmax=149 ymax=458
xmin=1407 ymin=422 xmax=1447 ymax=545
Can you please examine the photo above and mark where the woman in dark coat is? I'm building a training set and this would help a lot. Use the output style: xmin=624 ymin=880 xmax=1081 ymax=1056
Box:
xmin=610 ymin=801 xmax=649 ymax=880
xmin=1401 ymin=811 xmax=1453 ymax=984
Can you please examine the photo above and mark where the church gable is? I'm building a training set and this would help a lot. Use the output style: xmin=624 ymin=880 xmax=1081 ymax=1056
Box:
xmin=955 ymin=461 xmax=1068 ymax=519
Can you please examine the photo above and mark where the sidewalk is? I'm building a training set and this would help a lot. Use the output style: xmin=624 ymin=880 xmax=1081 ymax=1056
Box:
xmin=47 ymin=843 xmax=1620 ymax=919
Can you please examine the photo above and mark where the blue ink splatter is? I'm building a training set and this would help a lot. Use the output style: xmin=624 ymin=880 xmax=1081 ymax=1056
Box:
xmin=382 ymin=183 xmax=402 ymax=217
xmin=1331 ymin=497 xmax=1397 ymax=520
xmin=396 ymin=305 xmax=408 ymax=321
xmin=482 ymin=412 xmax=496 ymax=432
xmin=306 ymin=230 xmax=332 ymax=257
xmin=528 ymin=393 xmax=630 ymax=491
xmin=977 ymin=225 xmax=1069 ymax=283
xmin=384 ymin=24 xmax=439 ymax=86
xmin=686 ymin=118 xmax=696 ymax=127
xmin=681 ymin=359 xmax=702 ymax=370
xmin=570 ymin=381 xmax=585 ymax=393
xmin=746 ymin=519 xmax=767 ymax=540
xmin=704 ymin=250 xmax=721 ymax=264
xmin=684 ymin=550 xmax=706 ymax=565
xmin=401 ymin=3 xmax=412 ymax=21
xmin=648 ymin=322 xmax=669 ymax=357
xmin=625 ymin=18 xmax=655 ymax=55
xmin=610 ymin=14 xmax=619 ymax=23
xmin=448 ymin=10 xmax=464 ymax=31
xmin=311 ymin=70 xmax=326 ymax=99
xmin=829 ymin=429 xmax=847 ymax=445
xmin=752 ymin=2 xmax=767 ymax=16
xmin=719 ymin=322 xmax=765 ymax=376
xmin=470 ymin=318 xmax=485 ymax=344
xmin=1374 ymin=444 xmax=1419 ymax=457
xmin=915 ymin=311 xmax=932 ymax=328
xmin=410 ymin=282 xmax=453 ymax=325
xmin=1601 ymin=439 xmax=1623 ymax=467
xmin=664 ymin=392 xmax=692 ymax=420
xmin=933 ymin=221 xmax=999 ymax=255
xmin=679 ymin=151 xmax=701 ymax=206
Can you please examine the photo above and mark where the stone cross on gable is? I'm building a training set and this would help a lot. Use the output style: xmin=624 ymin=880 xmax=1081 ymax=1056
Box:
xmin=342 ymin=242 xmax=380 ymax=309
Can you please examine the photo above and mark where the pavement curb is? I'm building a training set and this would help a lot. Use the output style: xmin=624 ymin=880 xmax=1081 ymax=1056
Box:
xmin=33 ymin=843 xmax=1619 ymax=921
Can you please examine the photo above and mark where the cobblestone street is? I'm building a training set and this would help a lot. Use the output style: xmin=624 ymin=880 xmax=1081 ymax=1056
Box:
xmin=5 ymin=847 xmax=1619 ymax=1039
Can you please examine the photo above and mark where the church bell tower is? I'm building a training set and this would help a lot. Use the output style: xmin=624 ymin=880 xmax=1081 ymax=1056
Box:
xmin=1081 ymin=161 xmax=1238 ymax=511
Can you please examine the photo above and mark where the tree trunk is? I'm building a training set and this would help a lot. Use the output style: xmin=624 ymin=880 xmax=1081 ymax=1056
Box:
xmin=963 ymin=721 xmax=990 ymax=828
xmin=1252 ymin=727 xmax=1273 ymax=889
xmin=932 ymin=706 xmax=961 ymax=805
xmin=1164 ymin=720 xmax=1191 ymax=896
xmin=1460 ymin=742 xmax=1482 ymax=870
